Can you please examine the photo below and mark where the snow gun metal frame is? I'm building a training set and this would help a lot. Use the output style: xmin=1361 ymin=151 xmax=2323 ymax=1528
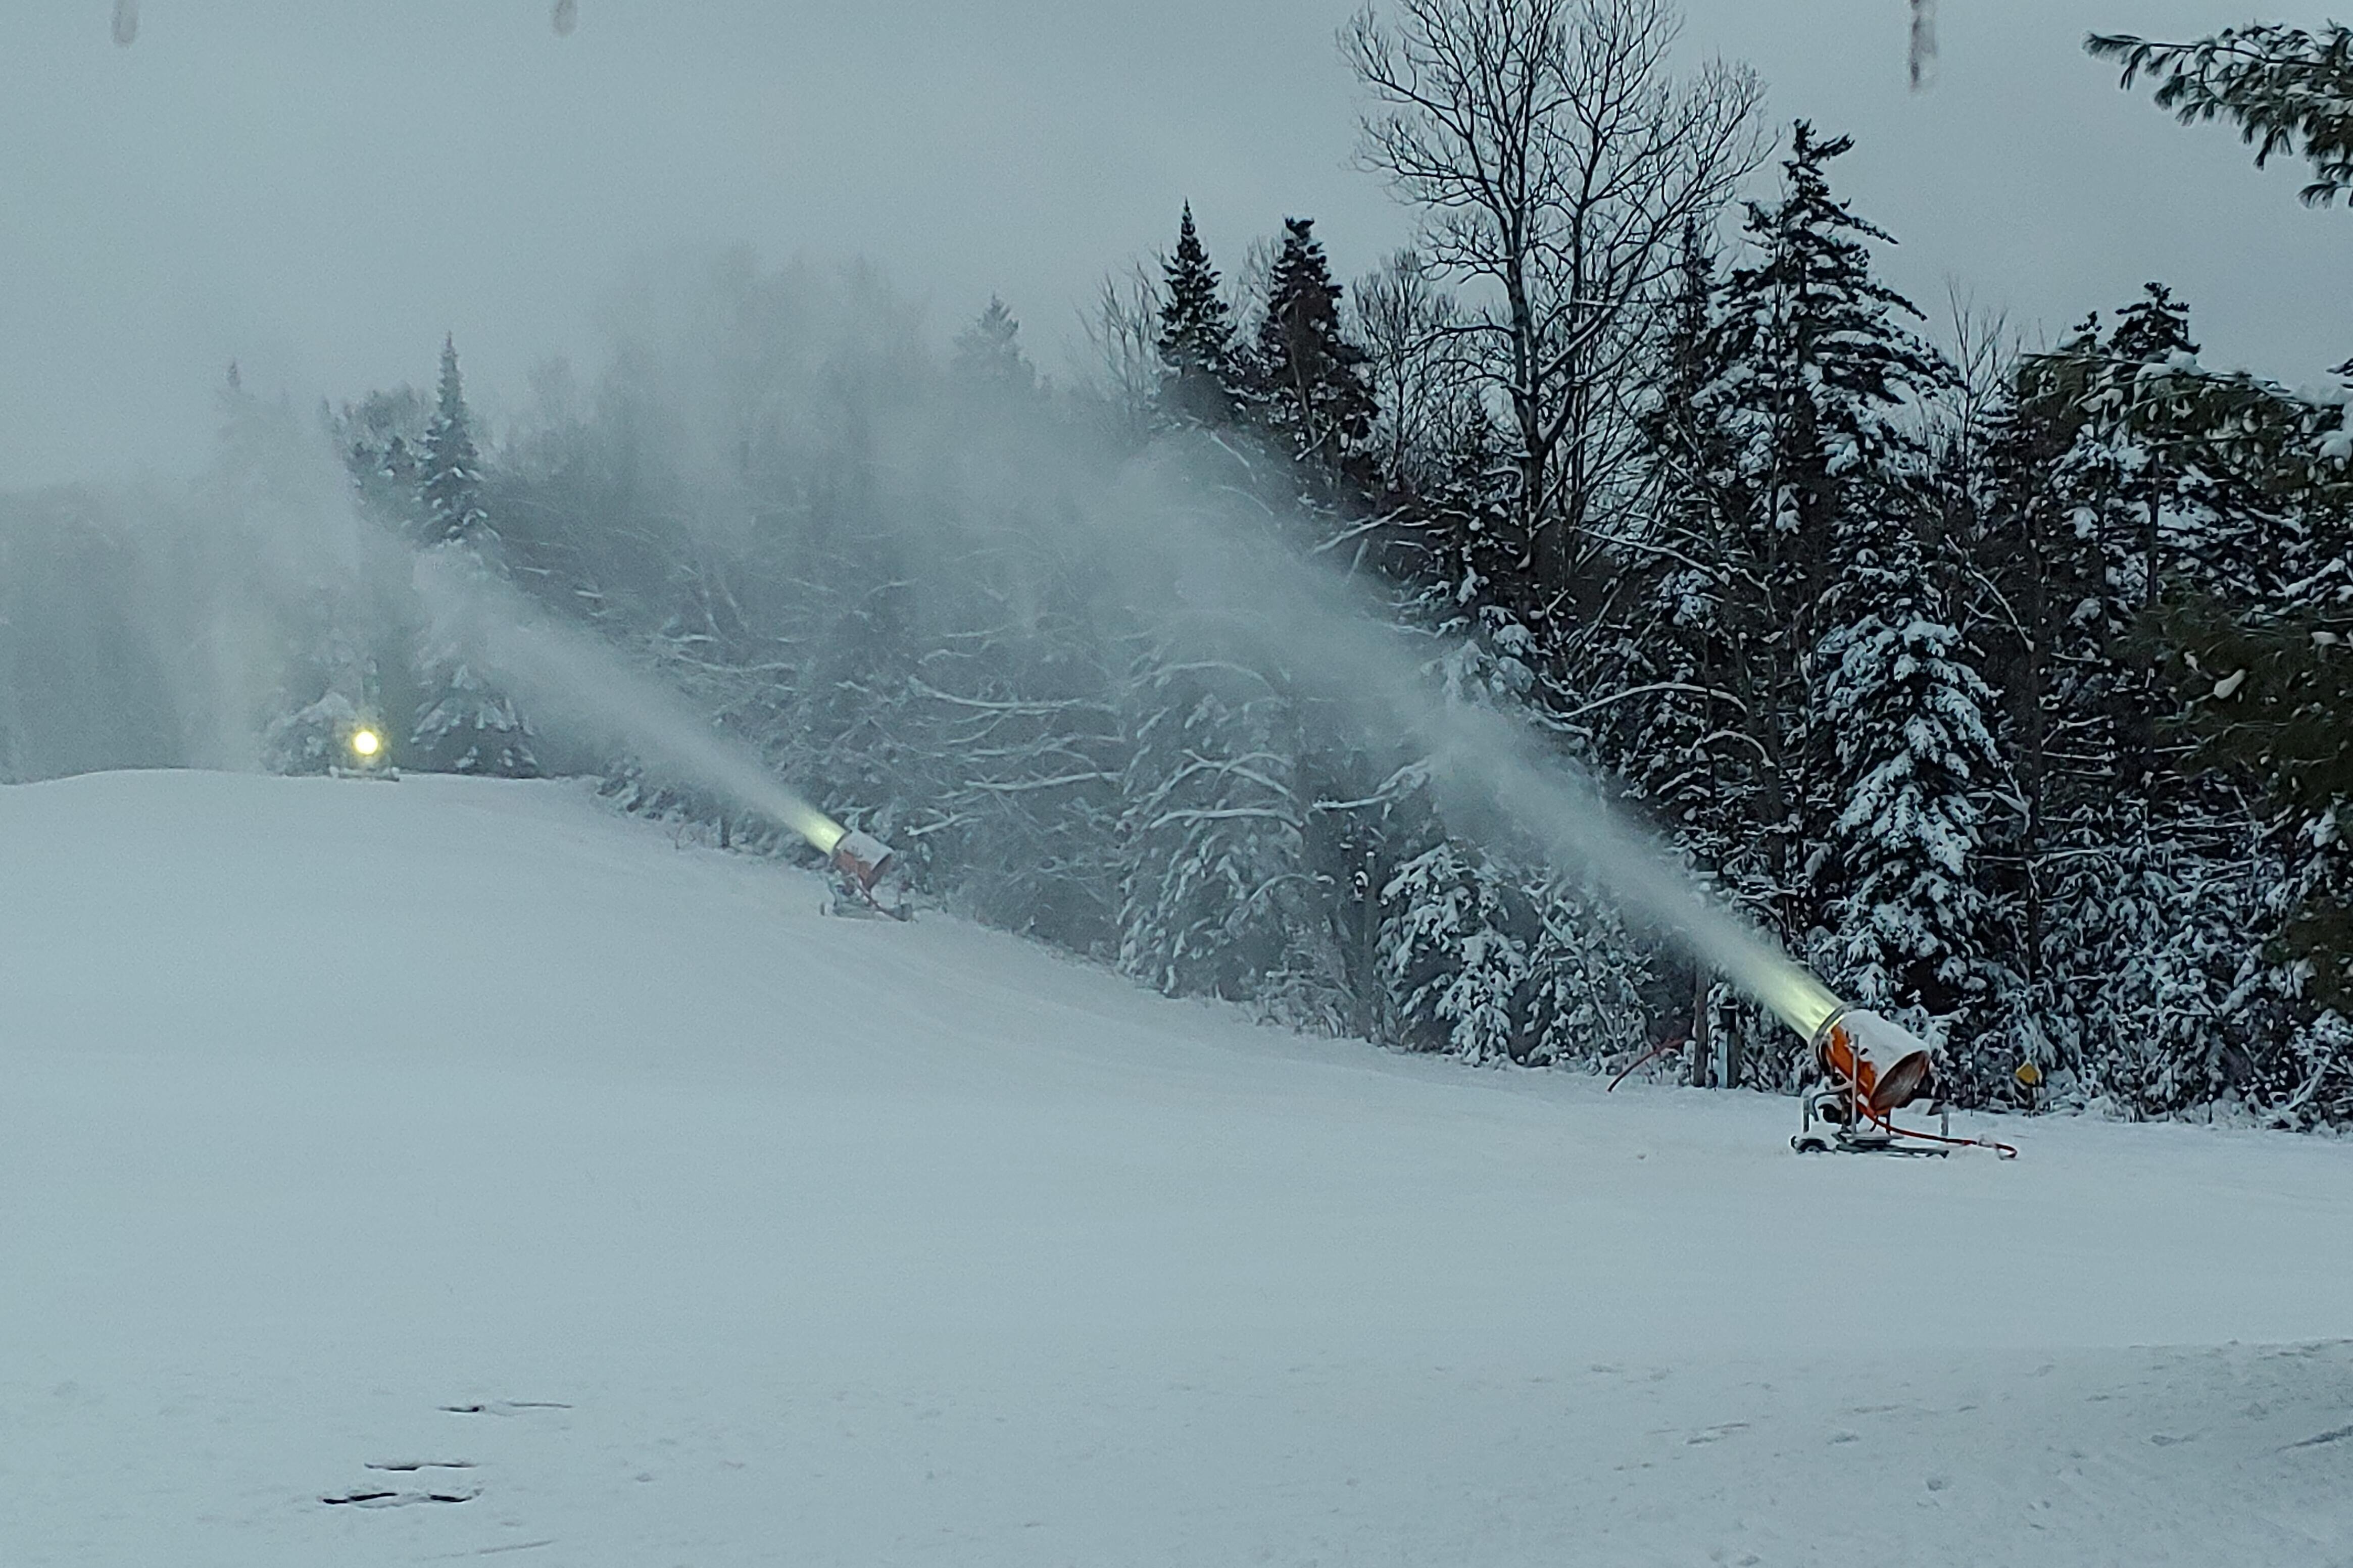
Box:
xmin=1793 ymin=1007 xmax=2017 ymax=1159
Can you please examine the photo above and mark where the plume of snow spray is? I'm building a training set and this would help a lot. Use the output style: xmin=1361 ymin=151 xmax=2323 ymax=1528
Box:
xmin=411 ymin=546 xmax=848 ymax=858
xmin=1102 ymin=448 xmax=1845 ymax=1042
xmin=404 ymin=428 xmax=1844 ymax=1044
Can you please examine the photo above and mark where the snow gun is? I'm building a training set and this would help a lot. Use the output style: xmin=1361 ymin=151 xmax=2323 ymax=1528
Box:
xmin=799 ymin=816 xmax=910 ymax=922
xmin=825 ymin=826 xmax=908 ymax=921
xmin=1792 ymin=1007 xmax=2016 ymax=1159
xmin=330 ymin=719 xmax=399 ymax=781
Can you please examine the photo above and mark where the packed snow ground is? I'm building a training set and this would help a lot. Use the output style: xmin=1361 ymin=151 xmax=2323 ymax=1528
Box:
xmin=4 ymin=771 xmax=2350 ymax=1567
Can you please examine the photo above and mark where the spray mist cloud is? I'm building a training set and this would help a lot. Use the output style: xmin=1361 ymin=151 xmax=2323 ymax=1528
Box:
xmin=411 ymin=547 xmax=847 ymax=858
xmin=1096 ymin=447 xmax=1845 ymax=1043
xmin=403 ymin=401 xmax=1843 ymax=1044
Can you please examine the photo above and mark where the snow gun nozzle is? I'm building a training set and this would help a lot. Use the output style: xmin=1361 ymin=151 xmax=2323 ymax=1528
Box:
xmin=1809 ymin=1007 xmax=1937 ymax=1116
xmin=829 ymin=829 xmax=897 ymax=894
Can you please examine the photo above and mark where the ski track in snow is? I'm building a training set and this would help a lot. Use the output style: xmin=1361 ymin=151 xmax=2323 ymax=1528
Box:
xmin=2 ymin=771 xmax=2349 ymax=1566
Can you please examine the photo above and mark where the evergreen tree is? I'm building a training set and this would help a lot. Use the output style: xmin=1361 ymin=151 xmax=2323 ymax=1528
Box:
xmin=1619 ymin=224 xmax=1751 ymax=884
xmin=1656 ymin=124 xmax=2012 ymax=1083
xmin=1379 ymin=835 xmax=1529 ymax=1062
xmin=422 ymin=336 xmax=491 ymax=546
xmin=2166 ymin=594 xmax=2353 ymax=1110
xmin=1815 ymin=498 xmax=2008 ymax=1089
xmin=1156 ymin=204 xmax=1238 ymax=425
xmin=1987 ymin=291 xmax=2328 ymax=1114
xmin=1246 ymin=217 xmax=1374 ymax=473
xmin=1611 ymin=223 xmax=1784 ymax=1067
xmin=409 ymin=338 xmax=537 ymax=778
xmin=952 ymin=295 xmax=1039 ymax=397
xmin=1521 ymin=875 xmax=1653 ymax=1070
xmin=338 ymin=386 xmax=431 ymax=535
xmin=2091 ymin=23 xmax=2353 ymax=207
xmin=1701 ymin=124 xmax=1955 ymax=950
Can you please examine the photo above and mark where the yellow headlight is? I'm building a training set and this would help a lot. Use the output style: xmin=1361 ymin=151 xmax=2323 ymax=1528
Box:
xmin=350 ymin=728 xmax=383 ymax=758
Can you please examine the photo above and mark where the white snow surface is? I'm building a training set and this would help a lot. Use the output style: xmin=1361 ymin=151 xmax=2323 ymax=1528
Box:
xmin=4 ymin=770 xmax=2351 ymax=1567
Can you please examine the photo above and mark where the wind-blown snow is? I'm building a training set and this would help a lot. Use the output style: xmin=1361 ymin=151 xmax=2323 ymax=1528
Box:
xmin=3 ymin=771 xmax=2349 ymax=1566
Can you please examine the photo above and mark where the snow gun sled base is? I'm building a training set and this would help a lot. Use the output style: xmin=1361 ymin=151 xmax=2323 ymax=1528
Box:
xmin=1792 ymin=1008 xmax=2018 ymax=1159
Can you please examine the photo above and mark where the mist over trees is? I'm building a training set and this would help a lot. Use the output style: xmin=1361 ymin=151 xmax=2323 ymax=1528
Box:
xmin=5 ymin=2 xmax=2348 ymax=1126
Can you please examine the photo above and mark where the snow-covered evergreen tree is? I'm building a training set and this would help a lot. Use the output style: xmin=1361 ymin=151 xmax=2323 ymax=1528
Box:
xmin=1629 ymin=123 xmax=2016 ymax=1086
xmin=1380 ymin=835 xmax=1529 ymax=1063
xmin=422 ymin=336 xmax=491 ymax=546
xmin=1521 ymin=874 xmax=1652 ymax=1069
xmin=1736 ymin=126 xmax=2013 ymax=1085
xmin=1815 ymin=507 xmax=2008 ymax=1089
xmin=409 ymin=338 xmax=538 ymax=777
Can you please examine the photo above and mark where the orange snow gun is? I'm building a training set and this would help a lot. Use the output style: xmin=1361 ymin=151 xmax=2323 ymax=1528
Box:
xmin=1793 ymin=1008 xmax=2016 ymax=1158
xmin=826 ymin=828 xmax=910 ymax=921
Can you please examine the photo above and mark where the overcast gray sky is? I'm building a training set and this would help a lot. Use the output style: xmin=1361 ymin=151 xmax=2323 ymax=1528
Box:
xmin=3 ymin=2 xmax=2346 ymax=487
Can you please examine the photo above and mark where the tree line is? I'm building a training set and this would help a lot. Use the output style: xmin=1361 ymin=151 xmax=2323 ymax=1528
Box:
xmin=9 ymin=2 xmax=2345 ymax=1124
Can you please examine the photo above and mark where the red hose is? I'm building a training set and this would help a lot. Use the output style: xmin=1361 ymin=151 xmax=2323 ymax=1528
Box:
xmin=1606 ymin=1036 xmax=1686 ymax=1093
xmin=1884 ymin=1119 xmax=2021 ymax=1159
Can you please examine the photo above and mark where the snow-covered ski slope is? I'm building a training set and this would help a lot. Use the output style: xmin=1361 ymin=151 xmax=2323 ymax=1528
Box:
xmin=4 ymin=771 xmax=2349 ymax=1567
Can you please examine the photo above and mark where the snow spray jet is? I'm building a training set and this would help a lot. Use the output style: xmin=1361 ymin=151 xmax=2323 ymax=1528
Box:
xmin=1103 ymin=447 xmax=1840 ymax=1044
xmin=1093 ymin=443 xmax=1933 ymax=1114
xmin=409 ymin=546 xmax=897 ymax=899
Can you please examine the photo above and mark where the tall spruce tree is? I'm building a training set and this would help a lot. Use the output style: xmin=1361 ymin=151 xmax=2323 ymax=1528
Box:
xmin=422 ymin=335 xmax=491 ymax=546
xmin=952 ymin=295 xmax=1039 ymax=397
xmin=410 ymin=337 xmax=537 ymax=777
xmin=1246 ymin=217 xmax=1374 ymax=474
xmin=1705 ymin=124 xmax=1956 ymax=944
xmin=1816 ymin=497 xmax=2008 ymax=1086
xmin=1156 ymin=204 xmax=1238 ymax=426
xmin=1685 ymin=124 xmax=2013 ymax=1083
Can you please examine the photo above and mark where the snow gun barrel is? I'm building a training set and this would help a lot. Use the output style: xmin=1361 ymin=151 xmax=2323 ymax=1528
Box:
xmin=828 ymin=828 xmax=897 ymax=894
xmin=1808 ymin=1007 xmax=1937 ymax=1116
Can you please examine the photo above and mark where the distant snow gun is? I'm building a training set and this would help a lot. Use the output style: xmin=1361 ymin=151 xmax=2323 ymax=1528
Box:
xmin=822 ymin=825 xmax=910 ymax=921
xmin=1792 ymin=1006 xmax=2017 ymax=1159
xmin=787 ymin=810 xmax=910 ymax=922
xmin=330 ymin=719 xmax=399 ymax=782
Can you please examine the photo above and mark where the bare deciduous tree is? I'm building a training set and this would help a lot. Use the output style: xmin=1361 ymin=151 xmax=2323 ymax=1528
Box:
xmin=1343 ymin=0 xmax=1764 ymax=617
xmin=1348 ymin=248 xmax=1483 ymax=487
xmin=1077 ymin=263 xmax=1164 ymax=450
